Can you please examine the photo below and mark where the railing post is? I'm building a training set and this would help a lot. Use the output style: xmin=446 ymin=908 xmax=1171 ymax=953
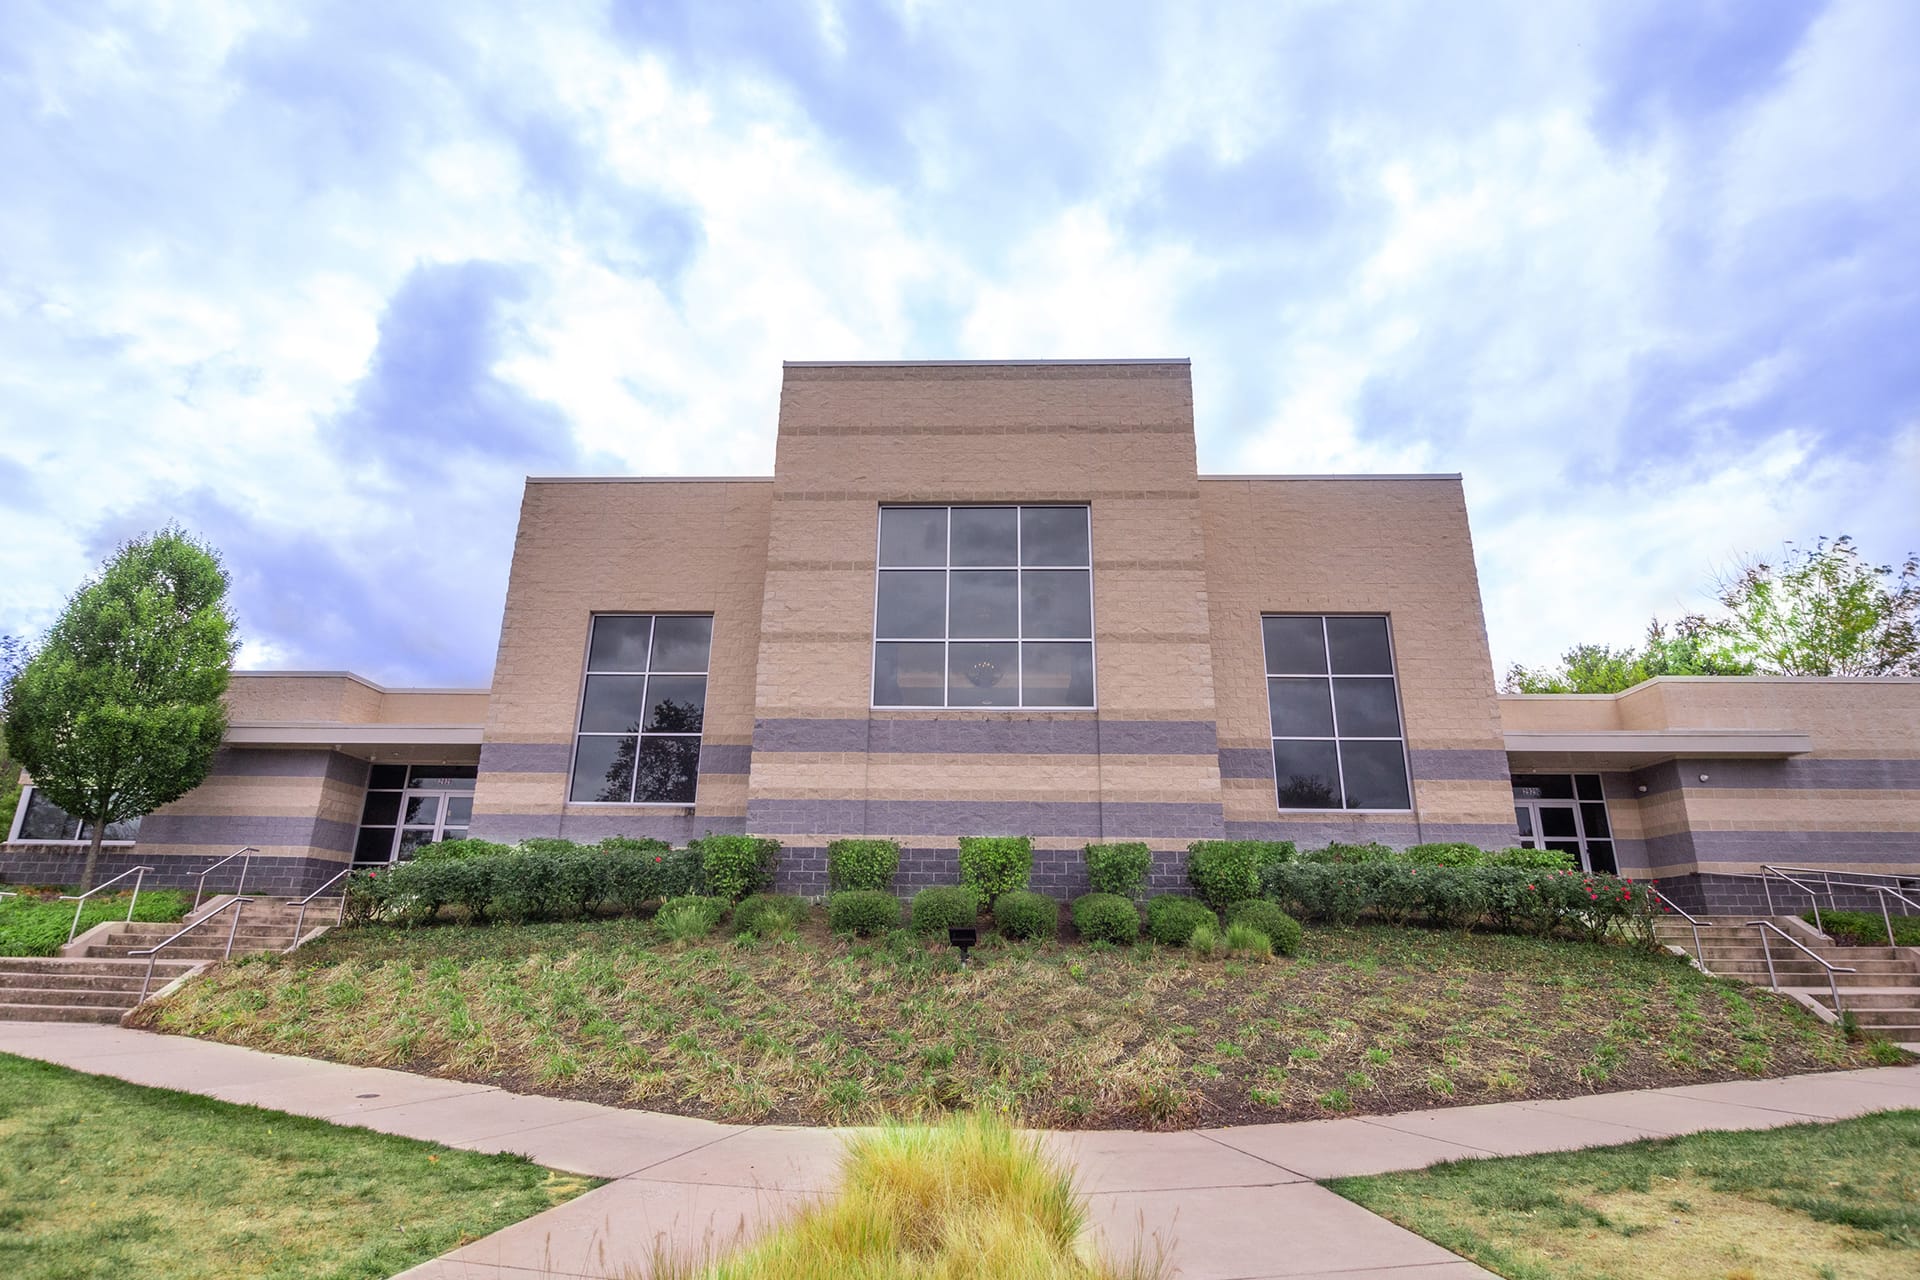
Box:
xmin=1812 ymin=876 xmax=1824 ymax=936
xmin=67 ymin=897 xmax=85 ymax=945
xmin=140 ymin=955 xmax=157 ymax=1003
xmin=1880 ymin=888 xmax=1895 ymax=949
xmin=224 ymin=901 xmax=245 ymax=959
xmin=1689 ymin=920 xmax=1704 ymax=969
xmin=1763 ymin=876 xmax=1775 ymax=917
xmin=126 ymin=867 xmax=146 ymax=923
xmin=1757 ymin=926 xmax=1777 ymax=991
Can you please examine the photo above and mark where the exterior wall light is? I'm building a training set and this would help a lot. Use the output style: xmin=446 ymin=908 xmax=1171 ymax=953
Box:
xmin=1637 ymin=785 xmax=1648 ymax=793
xmin=949 ymin=925 xmax=978 ymax=968
xmin=1699 ymin=773 xmax=1710 ymax=782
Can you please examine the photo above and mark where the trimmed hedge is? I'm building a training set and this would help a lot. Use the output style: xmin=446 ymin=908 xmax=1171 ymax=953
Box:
xmin=412 ymin=838 xmax=514 ymax=864
xmin=1145 ymin=894 xmax=1219 ymax=947
xmin=695 ymin=835 xmax=781 ymax=903
xmin=1225 ymin=899 xmax=1303 ymax=956
xmin=828 ymin=839 xmax=901 ymax=892
xmin=1071 ymin=893 xmax=1140 ymax=945
xmin=359 ymin=838 xmax=706 ymax=926
xmin=829 ymin=889 xmax=901 ymax=937
xmin=993 ymin=890 xmax=1057 ymax=941
xmin=910 ymin=886 xmax=978 ymax=936
xmin=1302 ymin=841 xmax=1575 ymax=871
xmin=1083 ymin=843 xmax=1152 ymax=897
xmin=1185 ymin=840 xmax=1295 ymax=911
xmin=733 ymin=893 xmax=809 ymax=937
xmin=1263 ymin=863 xmax=1657 ymax=942
xmin=958 ymin=837 xmax=1032 ymax=906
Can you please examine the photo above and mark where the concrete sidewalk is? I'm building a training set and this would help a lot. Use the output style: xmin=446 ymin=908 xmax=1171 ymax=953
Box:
xmin=4 ymin=1021 xmax=1917 ymax=1280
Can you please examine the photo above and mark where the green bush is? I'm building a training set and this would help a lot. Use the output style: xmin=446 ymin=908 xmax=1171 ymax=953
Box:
xmin=734 ymin=892 xmax=809 ymax=938
xmin=958 ymin=837 xmax=1033 ymax=906
xmin=1486 ymin=846 xmax=1577 ymax=870
xmin=828 ymin=889 xmax=902 ymax=937
xmin=1071 ymin=893 xmax=1140 ymax=945
xmin=695 ymin=835 xmax=781 ymax=903
xmin=828 ymin=839 xmax=901 ymax=892
xmin=1812 ymin=909 xmax=1920 ymax=948
xmin=993 ymin=890 xmax=1057 ymax=941
xmin=1185 ymin=840 xmax=1295 ymax=911
xmin=1400 ymin=842 xmax=1486 ymax=867
xmin=515 ymin=837 xmax=587 ymax=858
xmin=1263 ymin=862 xmax=1376 ymax=926
xmin=1265 ymin=861 xmax=1656 ymax=940
xmin=1083 ymin=843 xmax=1152 ymax=897
xmin=1302 ymin=841 xmax=1398 ymax=864
xmin=604 ymin=843 xmax=682 ymax=912
xmin=1225 ymin=899 xmax=1302 ymax=956
xmin=1145 ymin=894 xmax=1219 ymax=947
xmin=658 ymin=894 xmax=728 ymax=941
xmin=413 ymin=837 xmax=513 ymax=864
xmin=910 ymin=886 xmax=978 ymax=936
xmin=547 ymin=847 xmax=608 ymax=918
xmin=0 ymin=889 xmax=189 ymax=957
xmin=488 ymin=851 xmax=560 ymax=924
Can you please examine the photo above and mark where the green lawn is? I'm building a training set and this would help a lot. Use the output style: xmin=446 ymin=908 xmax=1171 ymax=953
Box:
xmin=0 ymin=888 xmax=187 ymax=956
xmin=0 ymin=1053 xmax=597 ymax=1280
xmin=136 ymin=912 xmax=1892 ymax=1129
xmin=1329 ymin=1110 xmax=1920 ymax=1280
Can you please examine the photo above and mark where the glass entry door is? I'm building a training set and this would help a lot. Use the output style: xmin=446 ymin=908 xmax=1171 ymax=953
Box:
xmin=353 ymin=764 xmax=477 ymax=864
xmin=1511 ymin=773 xmax=1616 ymax=874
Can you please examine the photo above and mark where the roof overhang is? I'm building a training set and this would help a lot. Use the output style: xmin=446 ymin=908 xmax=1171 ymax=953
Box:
xmin=226 ymin=723 xmax=486 ymax=748
xmin=1504 ymin=729 xmax=1814 ymax=771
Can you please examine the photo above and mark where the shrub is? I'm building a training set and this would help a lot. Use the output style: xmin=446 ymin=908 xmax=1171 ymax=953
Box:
xmin=1083 ymin=842 xmax=1152 ymax=897
xmin=1264 ymin=862 xmax=1375 ymax=925
xmin=413 ymin=837 xmax=513 ymax=864
xmin=909 ymin=886 xmax=978 ymax=936
xmin=1302 ymin=841 xmax=1398 ymax=864
xmin=1400 ymin=842 xmax=1487 ymax=867
xmin=547 ymin=847 xmax=609 ymax=918
xmin=1223 ymin=920 xmax=1272 ymax=957
xmin=1812 ymin=909 xmax=1920 ymax=948
xmin=1186 ymin=920 xmax=1226 ymax=957
xmin=1486 ymin=845 xmax=1577 ymax=870
xmin=605 ymin=844 xmax=679 ymax=912
xmin=1225 ymin=899 xmax=1302 ymax=956
xmin=515 ymin=837 xmax=587 ymax=858
xmin=993 ymin=890 xmax=1057 ymax=941
xmin=829 ymin=889 xmax=902 ymax=937
xmin=696 ymin=835 xmax=781 ymax=903
xmin=1185 ymin=840 xmax=1295 ymax=912
xmin=1146 ymin=894 xmax=1219 ymax=947
xmin=1071 ymin=893 xmax=1140 ymax=945
xmin=957 ymin=837 xmax=1033 ymax=906
xmin=342 ymin=870 xmax=379 ymax=927
xmin=734 ymin=892 xmax=809 ymax=938
xmin=828 ymin=839 xmax=901 ymax=892
xmin=658 ymin=894 xmax=728 ymax=942
xmin=655 ymin=845 xmax=707 ymax=898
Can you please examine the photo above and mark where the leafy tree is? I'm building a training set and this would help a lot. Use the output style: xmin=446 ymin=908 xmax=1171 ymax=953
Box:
xmin=1 ymin=530 xmax=238 ymax=888
xmin=1706 ymin=536 xmax=1919 ymax=677
xmin=1504 ymin=616 xmax=1751 ymax=693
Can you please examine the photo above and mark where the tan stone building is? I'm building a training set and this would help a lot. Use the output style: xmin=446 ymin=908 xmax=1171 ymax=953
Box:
xmin=7 ymin=360 xmax=1917 ymax=910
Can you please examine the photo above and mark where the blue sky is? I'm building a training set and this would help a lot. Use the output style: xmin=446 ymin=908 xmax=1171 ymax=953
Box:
xmin=2 ymin=0 xmax=1915 ymax=687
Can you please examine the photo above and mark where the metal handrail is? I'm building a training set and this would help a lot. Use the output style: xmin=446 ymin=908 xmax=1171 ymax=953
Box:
xmin=1758 ymin=865 xmax=1831 ymax=934
xmin=58 ymin=865 xmax=155 ymax=944
xmin=1872 ymin=885 xmax=1920 ymax=950
xmin=1763 ymin=865 xmax=1920 ymax=892
xmin=1746 ymin=919 xmax=1856 ymax=1016
xmin=192 ymin=846 xmax=258 ymax=911
xmin=1647 ymin=884 xmax=1710 ymax=970
xmin=285 ymin=867 xmax=354 ymax=952
xmin=129 ymin=896 xmax=255 ymax=1002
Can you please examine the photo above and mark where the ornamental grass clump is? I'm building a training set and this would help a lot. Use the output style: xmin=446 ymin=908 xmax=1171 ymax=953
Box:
xmin=732 ymin=893 xmax=809 ymax=939
xmin=1225 ymin=899 xmax=1302 ymax=956
xmin=655 ymin=1111 xmax=1166 ymax=1280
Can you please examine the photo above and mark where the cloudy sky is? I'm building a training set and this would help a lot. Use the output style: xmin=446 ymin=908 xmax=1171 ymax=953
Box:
xmin=3 ymin=0 xmax=1915 ymax=688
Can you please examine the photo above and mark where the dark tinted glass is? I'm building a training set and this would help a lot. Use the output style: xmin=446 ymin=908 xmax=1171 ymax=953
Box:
xmin=873 ymin=643 xmax=944 ymax=706
xmin=403 ymin=795 xmax=440 ymax=825
xmin=875 ymin=570 xmax=946 ymax=638
xmin=1545 ymin=840 xmax=1581 ymax=856
xmin=368 ymin=764 xmax=408 ymax=790
xmin=1268 ymin=677 xmax=1335 ymax=737
xmin=579 ymin=674 xmax=648 ymax=732
xmin=1262 ymin=617 xmax=1327 ymax=675
xmin=949 ymin=571 xmax=1018 ymax=637
xmin=1580 ymin=802 xmax=1611 ymax=839
xmin=397 ymin=829 xmax=436 ymax=860
xmin=1326 ymin=616 xmax=1393 ymax=675
xmin=1020 ymin=507 xmax=1089 ymax=565
xmin=1021 ymin=641 xmax=1095 ymax=707
xmin=1273 ymin=740 xmax=1341 ymax=809
xmin=354 ymin=827 xmax=396 ymax=861
xmin=879 ymin=507 xmax=948 ymax=567
xmin=950 ymin=507 xmax=1018 ymax=566
xmin=1332 ymin=678 xmax=1402 ymax=737
xmin=1575 ymin=774 xmax=1604 ymax=801
xmin=1539 ymin=806 xmax=1579 ymax=838
xmin=1339 ymin=740 xmax=1410 ymax=809
xmin=407 ymin=765 xmax=477 ymax=790
xmin=100 ymin=815 xmax=142 ymax=842
xmin=20 ymin=790 xmax=81 ymax=840
xmin=1511 ymin=773 xmax=1575 ymax=800
xmin=1586 ymin=841 xmax=1617 ymax=874
xmin=645 ymin=675 xmax=707 ymax=733
xmin=359 ymin=791 xmax=401 ymax=826
xmin=949 ymin=642 xmax=1018 ymax=706
xmin=636 ymin=736 xmax=701 ymax=803
xmin=445 ymin=796 xmax=473 ymax=825
xmin=588 ymin=615 xmax=652 ymax=671
xmin=650 ymin=616 xmax=712 ymax=671
xmin=569 ymin=734 xmax=636 ymax=802
xmin=1514 ymin=807 xmax=1533 ymax=838
xmin=1020 ymin=570 xmax=1092 ymax=638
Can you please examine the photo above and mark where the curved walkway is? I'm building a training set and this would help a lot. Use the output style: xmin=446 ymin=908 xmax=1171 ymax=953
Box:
xmin=3 ymin=1021 xmax=1916 ymax=1280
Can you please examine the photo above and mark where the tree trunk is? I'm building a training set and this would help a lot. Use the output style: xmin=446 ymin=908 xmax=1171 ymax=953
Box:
xmin=79 ymin=816 xmax=106 ymax=892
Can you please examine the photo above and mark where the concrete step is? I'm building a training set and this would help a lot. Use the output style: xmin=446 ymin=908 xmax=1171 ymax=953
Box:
xmin=0 ymin=957 xmax=197 ymax=979
xmin=0 ymin=985 xmax=138 ymax=1009
xmin=107 ymin=925 xmax=298 ymax=944
xmin=1712 ymin=967 xmax=1915 ymax=989
xmin=0 ymin=1001 xmax=123 ymax=1024
xmin=82 ymin=943 xmax=271 ymax=961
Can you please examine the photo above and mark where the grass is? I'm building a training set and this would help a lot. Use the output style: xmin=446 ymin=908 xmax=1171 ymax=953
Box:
xmin=137 ymin=911 xmax=1893 ymax=1129
xmin=1808 ymin=909 xmax=1920 ymax=948
xmin=0 ymin=888 xmax=187 ymax=956
xmin=0 ymin=1052 xmax=596 ymax=1279
xmin=1329 ymin=1110 xmax=1920 ymax=1279
xmin=652 ymin=1112 xmax=1163 ymax=1279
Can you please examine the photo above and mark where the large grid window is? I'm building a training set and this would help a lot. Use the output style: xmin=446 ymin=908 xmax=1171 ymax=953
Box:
xmin=6 ymin=786 xmax=140 ymax=845
xmin=1262 ymin=614 xmax=1411 ymax=811
xmin=569 ymin=614 xmax=712 ymax=804
xmin=872 ymin=505 xmax=1095 ymax=709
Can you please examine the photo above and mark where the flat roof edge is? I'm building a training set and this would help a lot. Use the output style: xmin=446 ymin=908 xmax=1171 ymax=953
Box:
xmin=1199 ymin=473 xmax=1464 ymax=482
xmin=782 ymin=358 xmax=1191 ymax=367
xmin=526 ymin=475 xmax=775 ymax=485
xmin=230 ymin=671 xmax=491 ymax=695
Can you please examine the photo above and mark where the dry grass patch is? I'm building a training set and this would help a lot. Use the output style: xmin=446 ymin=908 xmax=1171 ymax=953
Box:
xmin=138 ymin=912 xmax=1885 ymax=1129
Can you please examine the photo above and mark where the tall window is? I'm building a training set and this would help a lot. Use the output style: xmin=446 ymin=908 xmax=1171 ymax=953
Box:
xmin=6 ymin=787 xmax=141 ymax=844
xmin=1263 ymin=615 xmax=1411 ymax=810
xmin=872 ymin=505 xmax=1095 ymax=709
xmin=353 ymin=764 xmax=476 ymax=864
xmin=569 ymin=614 xmax=712 ymax=803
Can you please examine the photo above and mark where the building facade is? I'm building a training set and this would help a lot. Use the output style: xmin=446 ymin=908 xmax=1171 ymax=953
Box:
xmin=7 ymin=360 xmax=1917 ymax=909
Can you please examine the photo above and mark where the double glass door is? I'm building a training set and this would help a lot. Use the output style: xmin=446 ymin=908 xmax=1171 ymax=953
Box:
xmin=1511 ymin=773 xmax=1616 ymax=874
xmin=353 ymin=764 xmax=477 ymax=864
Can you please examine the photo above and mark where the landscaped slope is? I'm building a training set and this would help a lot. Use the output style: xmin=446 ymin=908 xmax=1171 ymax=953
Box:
xmin=138 ymin=916 xmax=1881 ymax=1129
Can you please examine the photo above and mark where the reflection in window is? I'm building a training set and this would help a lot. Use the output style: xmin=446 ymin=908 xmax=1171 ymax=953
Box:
xmin=1510 ymin=773 xmax=1616 ymax=873
xmin=7 ymin=787 xmax=141 ymax=844
xmin=569 ymin=614 xmax=712 ymax=803
xmin=1263 ymin=615 xmax=1411 ymax=811
xmin=873 ymin=505 xmax=1094 ymax=708
xmin=353 ymin=764 xmax=477 ymax=864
